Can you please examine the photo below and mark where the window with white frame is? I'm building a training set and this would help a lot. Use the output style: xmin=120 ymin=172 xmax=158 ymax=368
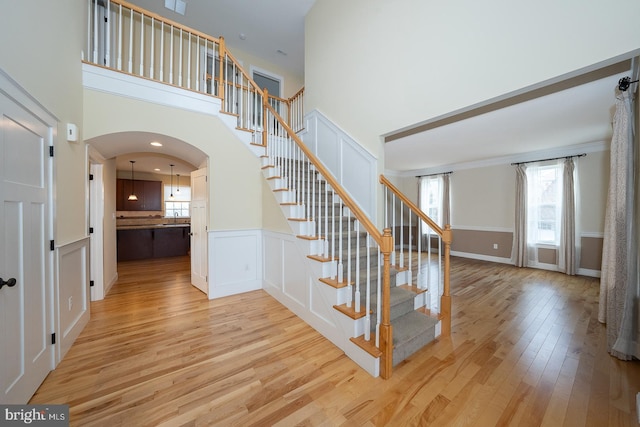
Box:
xmin=419 ymin=175 xmax=443 ymax=228
xmin=526 ymin=163 xmax=563 ymax=245
xmin=164 ymin=184 xmax=191 ymax=218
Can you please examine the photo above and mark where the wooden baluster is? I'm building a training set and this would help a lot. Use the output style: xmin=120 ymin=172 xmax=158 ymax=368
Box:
xmin=187 ymin=32 xmax=191 ymax=89
xmin=218 ymin=37 xmax=225 ymax=104
xmin=195 ymin=35 xmax=199 ymax=91
xmin=139 ymin=12 xmax=144 ymax=76
xmin=149 ymin=17 xmax=154 ymax=78
xmin=105 ymin=0 xmax=110 ymax=66
xmin=441 ymin=225 xmax=452 ymax=335
xmin=178 ymin=28 xmax=183 ymax=86
xmin=262 ymin=87 xmax=268 ymax=146
xmin=128 ymin=8 xmax=133 ymax=73
xmin=169 ymin=25 xmax=173 ymax=83
xmin=92 ymin=0 xmax=98 ymax=63
xmin=380 ymin=228 xmax=394 ymax=379
xmin=355 ymin=220 xmax=360 ymax=313
xmin=117 ymin=4 xmax=123 ymax=70
xmin=365 ymin=234 xmax=371 ymax=341
xmin=347 ymin=206 xmax=352 ymax=307
xmin=376 ymin=245 xmax=381 ymax=347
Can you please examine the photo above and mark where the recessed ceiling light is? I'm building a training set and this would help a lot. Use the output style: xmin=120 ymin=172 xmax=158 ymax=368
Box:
xmin=154 ymin=168 xmax=161 ymax=171
xmin=150 ymin=141 xmax=163 ymax=147
xmin=239 ymin=33 xmax=246 ymax=40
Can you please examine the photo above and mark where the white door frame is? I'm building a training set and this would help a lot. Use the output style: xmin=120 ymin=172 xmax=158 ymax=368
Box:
xmin=0 ymin=68 xmax=57 ymax=403
xmin=89 ymin=157 xmax=105 ymax=301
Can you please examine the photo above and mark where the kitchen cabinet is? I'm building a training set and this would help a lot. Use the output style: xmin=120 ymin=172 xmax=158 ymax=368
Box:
xmin=116 ymin=179 xmax=162 ymax=211
xmin=117 ymin=225 xmax=190 ymax=261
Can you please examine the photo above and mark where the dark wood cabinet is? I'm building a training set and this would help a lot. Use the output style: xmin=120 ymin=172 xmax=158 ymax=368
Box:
xmin=116 ymin=179 xmax=162 ymax=211
xmin=117 ymin=228 xmax=154 ymax=261
xmin=117 ymin=226 xmax=190 ymax=261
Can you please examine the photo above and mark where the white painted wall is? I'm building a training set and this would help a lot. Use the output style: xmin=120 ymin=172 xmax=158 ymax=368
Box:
xmin=83 ymin=89 xmax=263 ymax=231
xmin=305 ymin=0 xmax=640 ymax=165
xmin=0 ymin=0 xmax=86 ymax=245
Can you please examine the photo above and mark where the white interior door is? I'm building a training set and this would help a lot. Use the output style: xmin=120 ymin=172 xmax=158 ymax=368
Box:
xmin=190 ymin=167 xmax=208 ymax=294
xmin=0 ymin=91 xmax=53 ymax=403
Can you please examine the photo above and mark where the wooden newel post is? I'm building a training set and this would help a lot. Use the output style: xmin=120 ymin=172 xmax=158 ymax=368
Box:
xmin=380 ymin=228 xmax=394 ymax=379
xmin=441 ymin=224 xmax=452 ymax=336
xmin=218 ymin=36 xmax=225 ymax=106
xmin=262 ymin=87 xmax=269 ymax=147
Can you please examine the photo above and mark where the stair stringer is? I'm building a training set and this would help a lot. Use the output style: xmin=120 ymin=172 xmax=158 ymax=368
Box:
xmin=262 ymin=229 xmax=380 ymax=377
xmin=261 ymin=190 xmax=381 ymax=377
xmin=217 ymin=112 xmax=266 ymax=157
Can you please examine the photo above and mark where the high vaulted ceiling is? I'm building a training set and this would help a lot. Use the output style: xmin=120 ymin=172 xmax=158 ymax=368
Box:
xmin=126 ymin=0 xmax=314 ymax=77
xmin=103 ymin=1 xmax=638 ymax=176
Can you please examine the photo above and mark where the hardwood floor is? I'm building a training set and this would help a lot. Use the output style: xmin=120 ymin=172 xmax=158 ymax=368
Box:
xmin=30 ymin=256 xmax=640 ymax=426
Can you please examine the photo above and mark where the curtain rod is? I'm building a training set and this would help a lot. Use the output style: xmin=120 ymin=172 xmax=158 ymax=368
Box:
xmin=416 ymin=171 xmax=453 ymax=178
xmin=511 ymin=153 xmax=586 ymax=166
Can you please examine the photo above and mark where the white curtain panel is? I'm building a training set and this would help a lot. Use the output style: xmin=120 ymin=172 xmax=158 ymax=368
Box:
xmin=598 ymin=89 xmax=639 ymax=360
xmin=512 ymin=164 xmax=528 ymax=267
xmin=442 ymin=173 xmax=451 ymax=227
xmin=559 ymin=157 xmax=577 ymax=275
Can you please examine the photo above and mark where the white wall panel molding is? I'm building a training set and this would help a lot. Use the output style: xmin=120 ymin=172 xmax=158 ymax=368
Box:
xmin=262 ymin=229 xmax=380 ymax=376
xmin=209 ymin=229 xmax=262 ymax=299
xmin=82 ymin=63 xmax=222 ymax=116
xmin=301 ymin=109 xmax=377 ymax=221
xmin=55 ymin=237 xmax=90 ymax=363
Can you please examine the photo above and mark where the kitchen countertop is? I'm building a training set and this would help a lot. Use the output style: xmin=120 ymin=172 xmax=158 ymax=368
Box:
xmin=117 ymin=223 xmax=190 ymax=230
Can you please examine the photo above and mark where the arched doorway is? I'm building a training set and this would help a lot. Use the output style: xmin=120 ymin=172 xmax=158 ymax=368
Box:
xmin=87 ymin=131 xmax=208 ymax=300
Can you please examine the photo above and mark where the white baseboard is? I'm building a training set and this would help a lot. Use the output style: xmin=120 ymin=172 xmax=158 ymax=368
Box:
xmin=577 ymin=268 xmax=601 ymax=278
xmin=450 ymin=250 xmax=513 ymax=265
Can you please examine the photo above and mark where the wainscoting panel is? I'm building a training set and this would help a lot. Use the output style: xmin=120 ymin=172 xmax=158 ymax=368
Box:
xmin=209 ymin=230 xmax=262 ymax=299
xmin=263 ymin=233 xmax=283 ymax=292
xmin=282 ymin=239 xmax=308 ymax=308
xmin=262 ymin=231 xmax=344 ymax=343
xmin=301 ymin=110 xmax=377 ymax=220
xmin=56 ymin=238 xmax=91 ymax=362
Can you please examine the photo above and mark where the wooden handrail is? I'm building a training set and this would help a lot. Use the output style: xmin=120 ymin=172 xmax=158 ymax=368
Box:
xmin=263 ymin=102 xmax=383 ymax=246
xmin=379 ymin=174 xmax=450 ymax=243
xmin=264 ymin=99 xmax=394 ymax=378
xmin=380 ymin=174 xmax=452 ymax=337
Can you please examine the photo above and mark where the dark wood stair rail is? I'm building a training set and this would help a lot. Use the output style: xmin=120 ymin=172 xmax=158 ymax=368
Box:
xmin=379 ymin=175 xmax=453 ymax=336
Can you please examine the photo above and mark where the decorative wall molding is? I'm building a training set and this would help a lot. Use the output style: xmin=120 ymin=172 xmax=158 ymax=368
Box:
xmin=262 ymin=229 xmax=380 ymax=377
xmin=208 ymin=229 xmax=262 ymax=299
xmin=393 ymin=140 xmax=610 ymax=177
xmin=300 ymin=110 xmax=377 ymax=221
xmin=452 ymin=225 xmax=514 ymax=233
xmin=82 ymin=63 xmax=222 ymax=116
xmin=450 ymin=250 xmax=514 ymax=265
xmin=56 ymin=237 xmax=91 ymax=364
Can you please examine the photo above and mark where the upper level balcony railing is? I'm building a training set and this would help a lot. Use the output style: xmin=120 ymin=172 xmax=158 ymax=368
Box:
xmin=85 ymin=0 xmax=304 ymax=136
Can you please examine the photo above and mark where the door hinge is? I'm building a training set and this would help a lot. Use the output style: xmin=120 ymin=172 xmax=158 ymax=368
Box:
xmin=89 ymin=174 xmax=94 ymax=181
xmin=49 ymin=240 xmax=55 ymax=251
xmin=49 ymin=146 xmax=54 ymax=157
xmin=51 ymin=333 xmax=56 ymax=345
xmin=90 ymin=280 xmax=94 ymax=287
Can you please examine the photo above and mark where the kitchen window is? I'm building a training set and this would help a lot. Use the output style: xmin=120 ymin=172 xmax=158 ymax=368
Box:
xmin=164 ymin=184 xmax=191 ymax=218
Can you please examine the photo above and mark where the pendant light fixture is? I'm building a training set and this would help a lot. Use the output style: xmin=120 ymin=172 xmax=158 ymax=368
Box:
xmin=169 ymin=164 xmax=175 ymax=201
xmin=127 ymin=160 xmax=138 ymax=201
xmin=176 ymin=174 xmax=180 ymax=194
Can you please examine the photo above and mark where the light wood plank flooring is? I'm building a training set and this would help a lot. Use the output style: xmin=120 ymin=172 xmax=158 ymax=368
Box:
xmin=30 ymin=255 xmax=640 ymax=426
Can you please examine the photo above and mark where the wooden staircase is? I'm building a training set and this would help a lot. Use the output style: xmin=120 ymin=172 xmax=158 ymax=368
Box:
xmin=261 ymin=156 xmax=441 ymax=373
